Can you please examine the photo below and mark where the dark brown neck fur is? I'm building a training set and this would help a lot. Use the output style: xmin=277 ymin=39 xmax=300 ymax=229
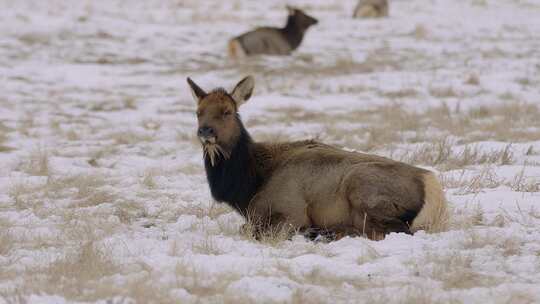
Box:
xmin=203 ymin=116 xmax=316 ymax=217
xmin=203 ymin=116 xmax=266 ymax=216
xmin=281 ymin=15 xmax=311 ymax=50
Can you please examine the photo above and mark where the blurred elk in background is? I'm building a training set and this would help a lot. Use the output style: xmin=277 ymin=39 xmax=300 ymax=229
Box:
xmin=228 ymin=6 xmax=318 ymax=59
xmin=353 ymin=0 xmax=389 ymax=18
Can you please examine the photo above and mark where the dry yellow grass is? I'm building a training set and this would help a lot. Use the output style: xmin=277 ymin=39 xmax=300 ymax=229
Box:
xmin=0 ymin=230 xmax=13 ymax=256
xmin=141 ymin=168 xmax=160 ymax=189
xmin=452 ymin=167 xmax=503 ymax=195
xmin=3 ymin=87 xmax=538 ymax=304
xmin=0 ymin=122 xmax=15 ymax=152
xmin=508 ymin=167 xmax=540 ymax=192
xmin=260 ymin=101 xmax=540 ymax=162
xmin=241 ymin=211 xmax=297 ymax=246
xmin=18 ymin=146 xmax=50 ymax=176
xmin=424 ymin=251 xmax=502 ymax=290
xmin=16 ymin=241 xmax=119 ymax=302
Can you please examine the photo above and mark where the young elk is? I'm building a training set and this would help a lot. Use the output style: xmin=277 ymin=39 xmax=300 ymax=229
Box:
xmin=188 ymin=76 xmax=448 ymax=241
xmin=353 ymin=0 xmax=389 ymax=18
xmin=228 ymin=6 xmax=318 ymax=59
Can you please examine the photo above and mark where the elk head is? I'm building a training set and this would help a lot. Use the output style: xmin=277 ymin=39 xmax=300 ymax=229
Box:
xmin=187 ymin=76 xmax=255 ymax=166
xmin=286 ymin=6 xmax=318 ymax=31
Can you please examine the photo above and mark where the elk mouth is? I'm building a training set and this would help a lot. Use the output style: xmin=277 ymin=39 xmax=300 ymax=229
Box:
xmin=200 ymin=137 xmax=230 ymax=166
xmin=199 ymin=136 xmax=217 ymax=145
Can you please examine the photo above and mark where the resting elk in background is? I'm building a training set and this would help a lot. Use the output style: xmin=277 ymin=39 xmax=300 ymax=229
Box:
xmin=187 ymin=76 xmax=448 ymax=240
xmin=228 ymin=6 xmax=318 ymax=59
xmin=353 ymin=0 xmax=389 ymax=18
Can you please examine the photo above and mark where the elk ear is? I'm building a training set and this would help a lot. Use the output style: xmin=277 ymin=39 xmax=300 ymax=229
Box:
xmin=286 ymin=5 xmax=295 ymax=15
xmin=187 ymin=77 xmax=206 ymax=103
xmin=231 ymin=76 xmax=254 ymax=107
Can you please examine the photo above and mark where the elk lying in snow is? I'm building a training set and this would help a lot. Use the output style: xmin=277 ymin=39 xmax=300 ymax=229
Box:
xmin=228 ymin=6 xmax=318 ymax=59
xmin=353 ymin=0 xmax=389 ymax=18
xmin=187 ymin=76 xmax=448 ymax=240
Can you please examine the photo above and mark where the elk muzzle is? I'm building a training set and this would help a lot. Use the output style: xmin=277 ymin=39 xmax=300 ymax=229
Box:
xmin=198 ymin=126 xmax=216 ymax=144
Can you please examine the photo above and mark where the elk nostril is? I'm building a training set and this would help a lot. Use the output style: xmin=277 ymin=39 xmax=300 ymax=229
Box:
xmin=198 ymin=126 xmax=215 ymax=137
xmin=197 ymin=128 xmax=205 ymax=136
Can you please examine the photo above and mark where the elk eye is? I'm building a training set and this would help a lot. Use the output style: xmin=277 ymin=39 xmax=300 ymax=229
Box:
xmin=196 ymin=111 xmax=202 ymax=117
xmin=223 ymin=110 xmax=232 ymax=116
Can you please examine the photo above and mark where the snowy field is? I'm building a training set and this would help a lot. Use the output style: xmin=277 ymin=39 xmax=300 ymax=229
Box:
xmin=1 ymin=0 xmax=540 ymax=303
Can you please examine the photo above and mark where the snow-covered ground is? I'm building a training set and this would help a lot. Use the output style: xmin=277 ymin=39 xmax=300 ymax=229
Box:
xmin=1 ymin=0 xmax=540 ymax=303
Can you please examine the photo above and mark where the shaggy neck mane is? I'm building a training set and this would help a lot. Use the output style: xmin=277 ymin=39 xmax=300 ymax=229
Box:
xmin=203 ymin=116 xmax=260 ymax=217
xmin=282 ymin=15 xmax=308 ymax=50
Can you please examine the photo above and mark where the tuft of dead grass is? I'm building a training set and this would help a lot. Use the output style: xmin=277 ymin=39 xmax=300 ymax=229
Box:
xmin=25 ymin=241 xmax=120 ymax=300
xmin=48 ymin=174 xmax=106 ymax=197
xmin=0 ymin=230 xmax=14 ymax=256
xmin=191 ymin=234 xmax=222 ymax=255
xmin=107 ymin=130 xmax=155 ymax=145
xmin=241 ymin=211 xmax=296 ymax=246
xmin=16 ymin=113 xmax=35 ymax=137
xmin=255 ymin=101 xmax=539 ymax=156
xmin=421 ymin=251 xmax=501 ymax=290
xmin=357 ymin=242 xmax=381 ymax=264
xmin=140 ymin=168 xmax=160 ymax=189
xmin=42 ymin=173 xmax=117 ymax=209
xmin=0 ymin=291 xmax=27 ymax=304
xmin=0 ymin=123 xmax=15 ymax=152
xmin=175 ymin=258 xmax=241 ymax=300
xmin=9 ymin=181 xmax=45 ymax=210
xmin=18 ymin=146 xmax=50 ymax=176
xmin=114 ymin=199 xmax=148 ymax=224
xmin=401 ymin=140 xmax=514 ymax=171
xmin=141 ymin=119 xmax=162 ymax=131
xmin=507 ymin=167 xmax=540 ymax=192
xmin=50 ymin=241 xmax=117 ymax=280
xmin=459 ymin=228 xmax=498 ymax=250
xmin=381 ymin=88 xmax=419 ymax=99
xmin=449 ymin=204 xmax=485 ymax=230
xmin=429 ymin=86 xmax=459 ymax=98
xmin=453 ymin=167 xmax=503 ymax=195
xmin=498 ymin=203 xmax=540 ymax=228
xmin=411 ymin=24 xmax=429 ymax=40
xmin=241 ymin=222 xmax=295 ymax=246
xmin=464 ymin=73 xmax=480 ymax=85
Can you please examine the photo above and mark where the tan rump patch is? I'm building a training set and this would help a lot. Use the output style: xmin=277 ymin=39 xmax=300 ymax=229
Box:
xmin=228 ymin=39 xmax=247 ymax=60
xmin=354 ymin=5 xmax=378 ymax=18
xmin=411 ymin=172 xmax=449 ymax=233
